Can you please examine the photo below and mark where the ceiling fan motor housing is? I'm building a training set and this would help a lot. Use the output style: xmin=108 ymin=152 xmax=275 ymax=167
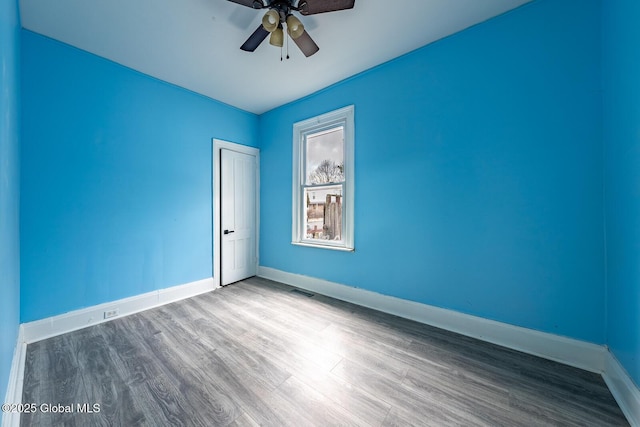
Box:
xmin=232 ymin=0 xmax=354 ymax=56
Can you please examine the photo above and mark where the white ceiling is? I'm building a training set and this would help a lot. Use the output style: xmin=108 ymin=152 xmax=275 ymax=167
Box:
xmin=20 ymin=0 xmax=532 ymax=114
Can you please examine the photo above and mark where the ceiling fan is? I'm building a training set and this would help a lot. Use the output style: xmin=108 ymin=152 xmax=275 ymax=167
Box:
xmin=227 ymin=0 xmax=355 ymax=57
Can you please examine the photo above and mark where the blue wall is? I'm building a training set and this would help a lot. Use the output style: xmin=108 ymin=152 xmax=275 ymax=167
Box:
xmin=603 ymin=0 xmax=640 ymax=386
xmin=20 ymin=31 xmax=258 ymax=322
xmin=260 ymin=0 xmax=604 ymax=343
xmin=0 ymin=0 xmax=21 ymax=402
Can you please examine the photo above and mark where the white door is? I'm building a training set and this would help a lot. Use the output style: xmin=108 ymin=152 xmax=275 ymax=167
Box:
xmin=221 ymin=148 xmax=257 ymax=285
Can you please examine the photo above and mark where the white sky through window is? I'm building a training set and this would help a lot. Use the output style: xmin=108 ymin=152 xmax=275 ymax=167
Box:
xmin=306 ymin=127 xmax=344 ymax=173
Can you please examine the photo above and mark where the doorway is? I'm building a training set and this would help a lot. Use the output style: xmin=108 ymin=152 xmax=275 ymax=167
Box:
xmin=213 ymin=139 xmax=260 ymax=287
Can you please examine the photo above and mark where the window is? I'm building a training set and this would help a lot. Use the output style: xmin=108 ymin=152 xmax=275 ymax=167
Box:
xmin=292 ymin=105 xmax=354 ymax=251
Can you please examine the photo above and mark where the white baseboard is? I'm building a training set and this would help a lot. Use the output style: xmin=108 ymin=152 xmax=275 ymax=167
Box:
xmin=603 ymin=351 xmax=640 ymax=427
xmin=257 ymin=266 xmax=606 ymax=374
xmin=2 ymin=325 xmax=26 ymax=427
xmin=22 ymin=277 xmax=216 ymax=344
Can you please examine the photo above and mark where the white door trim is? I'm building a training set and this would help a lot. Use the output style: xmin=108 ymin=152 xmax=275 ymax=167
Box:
xmin=213 ymin=139 xmax=260 ymax=288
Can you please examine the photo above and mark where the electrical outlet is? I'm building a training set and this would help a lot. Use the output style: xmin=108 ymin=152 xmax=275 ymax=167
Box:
xmin=104 ymin=309 xmax=119 ymax=319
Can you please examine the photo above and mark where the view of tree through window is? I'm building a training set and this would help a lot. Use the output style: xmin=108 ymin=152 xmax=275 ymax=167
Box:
xmin=308 ymin=159 xmax=344 ymax=184
xmin=304 ymin=126 xmax=344 ymax=241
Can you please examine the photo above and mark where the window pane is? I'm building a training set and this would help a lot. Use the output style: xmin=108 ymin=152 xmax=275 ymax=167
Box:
xmin=304 ymin=185 xmax=343 ymax=241
xmin=305 ymin=126 xmax=344 ymax=185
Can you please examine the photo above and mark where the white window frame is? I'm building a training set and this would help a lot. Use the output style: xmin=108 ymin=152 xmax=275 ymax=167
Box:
xmin=292 ymin=105 xmax=354 ymax=251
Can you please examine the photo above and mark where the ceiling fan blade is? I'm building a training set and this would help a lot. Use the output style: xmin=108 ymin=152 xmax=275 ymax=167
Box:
xmin=240 ymin=25 xmax=269 ymax=52
xmin=292 ymin=30 xmax=319 ymax=57
xmin=227 ymin=0 xmax=264 ymax=8
xmin=298 ymin=0 xmax=355 ymax=15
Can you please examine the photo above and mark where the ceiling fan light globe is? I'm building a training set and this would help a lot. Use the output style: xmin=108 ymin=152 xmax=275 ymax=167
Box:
xmin=269 ymin=27 xmax=284 ymax=47
xmin=286 ymin=15 xmax=304 ymax=39
xmin=262 ymin=10 xmax=279 ymax=32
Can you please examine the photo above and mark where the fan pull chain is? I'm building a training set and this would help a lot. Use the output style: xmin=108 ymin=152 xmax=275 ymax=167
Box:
xmin=286 ymin=31 xmax=290 ymax=60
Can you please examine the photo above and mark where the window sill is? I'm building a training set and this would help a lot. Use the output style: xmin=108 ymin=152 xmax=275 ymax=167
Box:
xmin=291 ymin=241 xmax=355 ymax=252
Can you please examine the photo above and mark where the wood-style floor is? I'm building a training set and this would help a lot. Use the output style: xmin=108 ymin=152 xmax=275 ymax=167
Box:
xmin=21 ymin=277 xmax=629 ymax=426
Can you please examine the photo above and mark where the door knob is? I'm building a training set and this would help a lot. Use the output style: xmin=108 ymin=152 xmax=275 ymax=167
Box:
xmin=224 ymin=230 xmax=235 ymax=235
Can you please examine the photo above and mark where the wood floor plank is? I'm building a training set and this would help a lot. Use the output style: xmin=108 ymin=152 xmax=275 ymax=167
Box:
xmin=226 ymin=281 xmax=334 ymax=332
xmin=508 ymin=381 xmax=630 ymax=426
xmin=330 ymin=357 xmax=482 ymax=425
xmin=228 ymin=412 xmax=261 ymax=427
xmin=97 ymin=319 xmax=208 ymax=426
xmin=200 ymin=289 xmax=345 ymax=372
xmin=238 ymin=328 xmax=391 ymax=426
xmin=69 ymin=326 xmax=148 ymax=426
xmin=134 ymin=302 xmax=297 ymax=426
xmin=188 ymin=316 xmax=292 ymax=391
xmin=21 ymin=335 xmax=93 ymax=427
xmin=124 ymin=314 xmax=243 ymax=426
xmin=270 ymin=375 xmax=371 ymax=427
xmin=402 ymin=366 xmax=516 ymax=426
xmin=291 ymin=370 xmax=392 ymax=426
xmin=22 ymin=277 xmax=630 ymax=426
xmin=319 ymin=323 xmax=414 ymax=381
